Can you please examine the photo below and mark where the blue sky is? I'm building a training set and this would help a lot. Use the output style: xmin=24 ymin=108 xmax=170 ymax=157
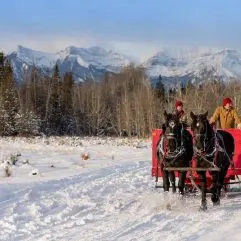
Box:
xmin=1 ymin=0 xmax=241 ymax=57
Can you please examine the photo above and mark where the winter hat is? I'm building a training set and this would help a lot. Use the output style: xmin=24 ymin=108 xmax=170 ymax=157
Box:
xmin=175 ymin=100 xmax=183 ymax=109
xmin=223 ymin=98 xmax=232 ymax=106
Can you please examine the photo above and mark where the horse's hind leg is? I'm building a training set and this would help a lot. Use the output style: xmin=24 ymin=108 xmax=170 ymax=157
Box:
xmin=178 ymin=171 xmax=186 ymax=195
xmin=169 ymin=171 xmax=176 ymax=193
xmin=213 ymin=165 xmax=229 ymax=204
xmin=210 ymin=171 xmax=220 ymax=205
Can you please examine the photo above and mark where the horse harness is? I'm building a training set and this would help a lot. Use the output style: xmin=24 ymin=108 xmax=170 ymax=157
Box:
xmin=158 ymin=126 xmax=187 ymax=166
xmin=193 ymin=119 xmax=219 ymax=168
xmin=193 ymin=121 xmax=238 ymax=174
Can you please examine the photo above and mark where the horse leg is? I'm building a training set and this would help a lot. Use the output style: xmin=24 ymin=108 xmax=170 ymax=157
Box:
xmin=198 ymin=172 xmax=207 ymax=211
xmin=215 ymin=165 xmax=229 ymax=204
xmin=210 ymin=171 xmax=220 ymax=205
xmin=162 ymin=169 xmax=170 ymax=192
xmin=161 ymin=169 xmax=172 ymax=209
xmin=178 ymin=171 xmax=187 ymax=195
xmin=169 ymin=171 xmax=176 ymax=193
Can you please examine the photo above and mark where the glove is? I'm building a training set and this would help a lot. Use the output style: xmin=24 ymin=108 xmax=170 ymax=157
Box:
xmin=237 ymin=123 xmax=241 ymax=129
xmin=209 ymin=119 xmax=214 ymax=125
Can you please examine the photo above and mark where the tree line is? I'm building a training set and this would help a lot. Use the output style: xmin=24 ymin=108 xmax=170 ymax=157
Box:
xmin=1 ymin=52 xmax=241 ymax=137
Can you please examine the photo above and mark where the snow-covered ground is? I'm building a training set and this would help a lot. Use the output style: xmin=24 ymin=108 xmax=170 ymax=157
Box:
xmin=0 ymin=136 xmax=241 ymax=241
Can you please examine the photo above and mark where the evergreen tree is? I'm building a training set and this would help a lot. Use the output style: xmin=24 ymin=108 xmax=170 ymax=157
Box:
xmin=0 ymin=52 xmax=4 ymax=82
xmin=59 ymin=72 xmax=76 ymax=134
xmin=0 ymin=53 xmax=19 ymax=135
xmin=155 ymin=75 xmax=165 ymax=101
xmin=45 ymin=63 xmax=62 ymax=134
xmin=15 ymin=110 xmax=41 ymax=136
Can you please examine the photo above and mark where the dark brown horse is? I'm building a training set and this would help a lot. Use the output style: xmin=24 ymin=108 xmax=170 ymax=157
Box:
xmin=156 ymin=111 xmax=193 ymax=195
xmin=190 ymin=111 xmax=234 ymax=210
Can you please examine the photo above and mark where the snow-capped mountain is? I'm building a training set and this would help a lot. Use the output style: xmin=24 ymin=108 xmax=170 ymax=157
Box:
xmin=7 ymin=45 xmax=241 ymax=85
xmin=8 ymin=45 xmax=132 ymax=82
xmin=142 ymin=48 xmax=241 ymax=85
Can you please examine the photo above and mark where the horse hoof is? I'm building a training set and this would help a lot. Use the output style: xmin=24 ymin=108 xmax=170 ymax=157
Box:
xmin=178 ymin=191 xmax=184 ymax=197
xmin=213 ymin=199 xmax=220 ymax=206
xmin=199 ymin=204 xmax=207 ymax=211
xmin=211 ymin=194 xmax=220 ymax=204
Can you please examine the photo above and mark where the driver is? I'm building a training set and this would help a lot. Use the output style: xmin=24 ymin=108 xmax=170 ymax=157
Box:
xmin=209 ymin=97 xmax=241 ymax=129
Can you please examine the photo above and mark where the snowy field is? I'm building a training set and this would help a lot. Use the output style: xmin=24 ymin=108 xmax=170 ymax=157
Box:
xmin=0 ymin=136 xmax=241 ymax=241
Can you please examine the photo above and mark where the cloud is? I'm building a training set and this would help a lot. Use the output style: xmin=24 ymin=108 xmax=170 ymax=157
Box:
xmin=0 ymin=32 xmax=102 ymax=53
xmin=0 ymin=32 xmax=165 ymax=60
xmin=1 ymin=31 xmax=238 ymax=62
xmin=107 ymin=41 xmax=164 ymax=61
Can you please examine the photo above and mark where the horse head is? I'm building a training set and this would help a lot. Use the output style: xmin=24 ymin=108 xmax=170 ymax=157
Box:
xmin=162 ymin=110 xmax=183 ymax=153
xmin=190 ymin=111 xmax=213 ymax=153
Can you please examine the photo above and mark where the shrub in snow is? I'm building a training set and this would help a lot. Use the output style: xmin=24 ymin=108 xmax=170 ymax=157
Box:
xmin=3 ymin=163 xmax=11 ymax=177
xmin=81 ymin=153 xmax=89 ymax=160
xmin=29 ymin=169 xmax=39 ymax=176
xmin=58 ymin=139 xmax=66 ymax=145
xmin=1 ymin=153 xmax=21 ymax=166
xmin=1 ymin=160 xmax=12 ymax=177
xmin=9 ymin=153 xmax=20 ymax=165
xmin=71 ymin=138 xmax=83 ymax=147
xmin=22 ymin=159 xmax=29 ymax=165
xmin=57 ymin=137 xmax=83 ymax=147
xmin=4 ymin=165 xmax=11 ymax=177
xmin=43 ymin=139 xmax=50 ymax=145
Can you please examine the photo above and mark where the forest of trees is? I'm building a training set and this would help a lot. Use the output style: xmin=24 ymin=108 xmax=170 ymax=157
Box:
xmin=1 ymin=52 xmax=241 ymax=137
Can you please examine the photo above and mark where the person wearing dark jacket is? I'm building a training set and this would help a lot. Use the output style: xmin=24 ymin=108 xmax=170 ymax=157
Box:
xmin=175 ymin=100 xmax=188 ymax=125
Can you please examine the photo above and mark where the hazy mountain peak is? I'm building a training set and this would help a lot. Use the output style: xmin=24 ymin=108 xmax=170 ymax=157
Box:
xmin=7 ymin=45 xmax=241 ymax=85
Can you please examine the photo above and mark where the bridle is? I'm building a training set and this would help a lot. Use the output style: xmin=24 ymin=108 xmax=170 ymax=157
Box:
xmin=158 ymin=119 xmax=185 ymax=161
xmin=193 ymin=118 xmax=217 ymax=160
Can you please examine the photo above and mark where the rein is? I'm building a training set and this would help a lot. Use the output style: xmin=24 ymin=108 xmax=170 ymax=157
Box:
xmin=158 ymin=131 xmax=186 ymax=164
xmin=193 ymin=120 xmax=218 ymax=167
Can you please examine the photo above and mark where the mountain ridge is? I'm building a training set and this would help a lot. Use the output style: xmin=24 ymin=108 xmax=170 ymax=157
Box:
xmin=6 ymin=45 xmax=241 ymax=85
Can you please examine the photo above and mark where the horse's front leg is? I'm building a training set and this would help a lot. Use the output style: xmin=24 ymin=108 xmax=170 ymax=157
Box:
xmin=198 ymin=171 xmax=207 ymax=211
xmin=178 ymin=171 xmax=186 ymax=195
xmin=161 ymin=167 xmax=170 ymax=192
xmin=169 ymin=171 xmax=176 ymax=193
